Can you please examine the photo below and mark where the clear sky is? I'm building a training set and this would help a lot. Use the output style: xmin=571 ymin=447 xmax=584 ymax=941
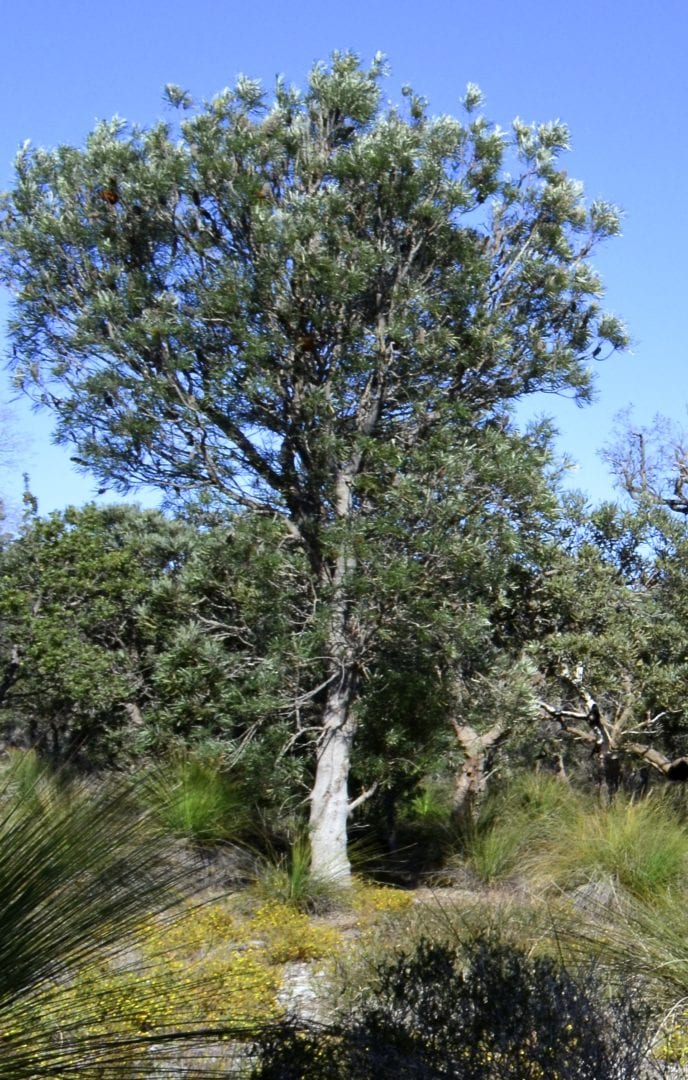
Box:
xmin=0 ymin=0 xmax=686 ymax=520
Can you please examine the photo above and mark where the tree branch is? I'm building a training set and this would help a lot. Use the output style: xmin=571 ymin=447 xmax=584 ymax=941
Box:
xmin=348 ymin=781 xmax=378 ymax=815
xmin=451 ymin=718 xmax=511 ymax=757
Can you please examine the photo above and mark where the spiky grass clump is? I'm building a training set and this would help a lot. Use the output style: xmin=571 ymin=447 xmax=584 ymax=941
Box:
xmin=457 ymin=775 xmax=688 ymax=901
xmin=462 ymin=772 xmax=582 ymax=884
xmin=0 ymin=772 xmax=180 ymax=1009
xmin=0 ymin=758 xmax=261 ymax=1078
xmin=555 ymin=889 xmax=688 ymax=1068
xmin=142 ymin=753 xmax=249 ymax=844
xmin=534 ymin=795 xmax=688 ymax=900
xmin=254 ymin=836 xmax=345 ymax=914
xmin=0 ymin=747 xmax=46 ymax=796
xmin=563 ymin=888 xmax=688 ymax=1012
xmin=407 ymin=777 xmax=454 ymax=828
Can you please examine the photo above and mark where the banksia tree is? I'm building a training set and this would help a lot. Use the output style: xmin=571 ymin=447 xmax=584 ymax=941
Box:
xmin=0 ymin=52 xmax=626 ymax=881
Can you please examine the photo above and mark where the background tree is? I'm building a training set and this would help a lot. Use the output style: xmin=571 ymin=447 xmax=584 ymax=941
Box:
xmin=604 ymin=412 xmax=688 ymax=515
xmin=0 ymin=402 xmax=28 ymax=533
xmin=0 ymin=503 xmax=194 ymax=762
xmin=529 ymin=500 xmax=688 ymax=792
xmin=0 ymin=503 xmax=316 ymax=795
xmin=0 ymin=53 xmax=627 ymax=881
xmin=143 ymin=508 xmax=324 ymax=825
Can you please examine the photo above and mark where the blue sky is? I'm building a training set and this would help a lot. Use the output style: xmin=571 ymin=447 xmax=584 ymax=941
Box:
xmin=0 ymin=0 xmax=686 ymax=520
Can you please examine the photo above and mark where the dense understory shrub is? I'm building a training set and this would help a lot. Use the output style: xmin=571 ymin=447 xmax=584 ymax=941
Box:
xmin=250 ymin=934 xmax=667 ymax=1079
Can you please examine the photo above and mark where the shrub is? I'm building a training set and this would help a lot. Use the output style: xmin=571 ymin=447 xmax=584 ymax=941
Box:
xmin=250 ymin=935 xmax=666 ymax=1079
xmin=407 ymin=777 xmax=454 ymax=828
xmin=350 ymin=881 xmax=414 ymax=919
xmin=248 ymin=902 xmax=342 ymax=964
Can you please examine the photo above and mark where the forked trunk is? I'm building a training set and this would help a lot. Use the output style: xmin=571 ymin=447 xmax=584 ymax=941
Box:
xmin=451 ymin=720 xmax=510 ymax=829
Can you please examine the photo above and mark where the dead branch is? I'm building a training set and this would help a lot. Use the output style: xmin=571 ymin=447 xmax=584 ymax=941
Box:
xmin=539 ymin=701 xmax=597 ymax=744
xmin=625 ymin=742 xmax=688 ymax=781
xmin=541 ymin=678 xmax=688 ymax=791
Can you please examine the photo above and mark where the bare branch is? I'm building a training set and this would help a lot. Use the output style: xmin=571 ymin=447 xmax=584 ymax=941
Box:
xmin=348 ymin=781 xmax=378 ymax=815
xmin=539 ymin=701 xmax=596 ymax=746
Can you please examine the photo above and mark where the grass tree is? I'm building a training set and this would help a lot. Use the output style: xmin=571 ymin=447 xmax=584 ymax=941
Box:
xmin=0 ymin=52 xmax=626 ymax=882
xmin=0 ymin=754 xmax=248 ymax=1076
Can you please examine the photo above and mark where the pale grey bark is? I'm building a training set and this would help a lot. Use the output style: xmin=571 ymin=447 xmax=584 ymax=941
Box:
xmin=308 ymin=468 xmax=359 ymax=885
xmin=308 ymin=675 xmax=357 ymax=885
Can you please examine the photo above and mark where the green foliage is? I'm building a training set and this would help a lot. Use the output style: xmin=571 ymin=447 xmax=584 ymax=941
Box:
xmin=143 ymin=512 xmax=317 ymax=755
xmin=0 ymin=50 xmax=627 ymax=657
xmin=0 ymin=503 xmax=195 ymax=762
xmin=407 ymin=776 xmax=454 ymax=827
xmin=530 ymin=500 xmax=688 ymax=770
xmin=1 ymin=49 xmax=621 ymax=498
xmin=0 ymin=502 xmax=319 ymax=795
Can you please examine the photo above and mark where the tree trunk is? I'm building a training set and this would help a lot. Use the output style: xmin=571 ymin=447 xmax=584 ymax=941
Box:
xmin=307 ymin=467 xmax=359 ymax=886
xmin=308 ymin=668 xmax=358 ymax=885
xmin=0 ymin=645 xmax=20 ymax=709
xmin=451 ymin=721 xmax=510 ymax=829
